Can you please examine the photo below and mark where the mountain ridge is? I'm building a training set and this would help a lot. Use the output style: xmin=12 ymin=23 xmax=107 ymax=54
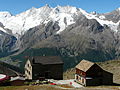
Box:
xmin=0 ymin=5 xmax=120 ymax=37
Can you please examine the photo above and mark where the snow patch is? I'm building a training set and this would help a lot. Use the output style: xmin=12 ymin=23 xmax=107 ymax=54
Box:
xmin=50 ymin=13 xmax=75 ymax=34
xmin=79 ymin=9 xmax=120 ymax=32
xmin=0 ymin=12 xmax=12 ymax=18
xmin=49 ymin=6 xmax=77 ymax=34
xmin=90 ymin=11 xmax=97 ymax=15
xmin=0 ymin=27 xmax=7 ymax=33
xmin=99 ymin=15 xmax=106 ymax=19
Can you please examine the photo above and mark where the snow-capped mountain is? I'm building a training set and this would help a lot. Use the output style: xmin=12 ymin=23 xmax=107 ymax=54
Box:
xmin=0 ymin=12 xmax=12 ymax=22
xmin=0 ymin=5 xmax=119 ymax=38
xmin=1 ymin=5 xmax=120 ymax=61
xmin=0 ymin=5 xmax=79 ymax=37
xmin=80 ymin=9 xmax=120 ymax=32
xmin=1 ymin=5 xmax=120 ymax=71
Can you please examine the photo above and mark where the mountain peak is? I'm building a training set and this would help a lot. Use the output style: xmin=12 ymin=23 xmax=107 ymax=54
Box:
xmin=0 ymin=11 xmax=12 ymax=18
xmin=54 ymin=5 xmax=78 ymax=14
xmin=90 ymin=11 xmax=97 ymax=15
xmin=45 ymin=4 xmax=50 ymax=7
xmin=41 ymin=4 xmax=51 ymax=9
xmin=31 ymin=7 xmax=37 ymax=10
xmin=114 ymin=8 xmax=120 ymax=12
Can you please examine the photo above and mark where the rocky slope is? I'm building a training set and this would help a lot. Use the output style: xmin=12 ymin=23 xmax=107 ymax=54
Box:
xmin=20 ymin=14 xmax=117 ymax=61
xmin=0 ymin=22 xmax=17 ymax=56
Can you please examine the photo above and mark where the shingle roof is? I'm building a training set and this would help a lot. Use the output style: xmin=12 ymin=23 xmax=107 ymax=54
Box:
xmin=29 ymin=56 xmax=63 ymax=65
xmin=76 ymin=60 xmax=95 ymax=72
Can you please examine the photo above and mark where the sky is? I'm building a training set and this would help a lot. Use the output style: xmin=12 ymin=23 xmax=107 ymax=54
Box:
xmin=0 ymin=0 xmax=120 ymax=15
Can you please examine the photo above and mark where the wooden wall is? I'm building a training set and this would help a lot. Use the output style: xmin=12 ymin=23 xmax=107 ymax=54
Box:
xmin=32 ymin=64 xmax=63 ymax=80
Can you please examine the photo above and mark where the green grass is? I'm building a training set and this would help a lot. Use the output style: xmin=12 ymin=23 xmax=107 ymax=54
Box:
xmin=97 ymin=60 xmax=120 ymax=84
xmin=0 ymin=57 xmax=10 ymax=61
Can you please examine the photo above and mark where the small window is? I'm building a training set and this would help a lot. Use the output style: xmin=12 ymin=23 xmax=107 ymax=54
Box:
xmin=29 ymin=71 xmax=30 ymax=75
xmin=76 ymin=75 xmax=78 ymax=80
xmin=27 ymin=70 xmax=29 ymax=73
xmin=82 ymin=78 xmax=84 ymax=84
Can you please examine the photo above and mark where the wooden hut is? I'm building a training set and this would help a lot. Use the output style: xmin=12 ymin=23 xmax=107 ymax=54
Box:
xmin=75 ymin=60 xmax=113 ymax=86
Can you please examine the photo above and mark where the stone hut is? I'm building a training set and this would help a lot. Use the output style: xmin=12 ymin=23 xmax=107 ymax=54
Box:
xmin=25 ymin=56 xmax=63 ymax=80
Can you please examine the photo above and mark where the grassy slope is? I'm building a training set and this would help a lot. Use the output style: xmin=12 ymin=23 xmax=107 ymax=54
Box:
xmin=98 ymin=60 xmax=120 ymax=84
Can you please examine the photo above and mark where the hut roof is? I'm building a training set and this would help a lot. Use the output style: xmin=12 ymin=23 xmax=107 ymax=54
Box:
xmin=28 ymin=56 xmax=63 ymax=65
xmin=76 ymin=60 xmax=95 ymax=72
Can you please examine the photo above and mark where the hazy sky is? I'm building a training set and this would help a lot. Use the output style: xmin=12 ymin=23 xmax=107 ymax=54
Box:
xmin=0 ymin=0 xmax=120 ymax=15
